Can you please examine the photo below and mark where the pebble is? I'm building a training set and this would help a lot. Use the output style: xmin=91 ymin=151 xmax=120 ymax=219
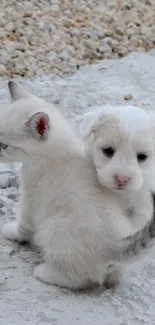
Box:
xmin=124 ymin=94 xmax=133 ymax=100
xmin=0 ymin=0 xmax=155 ymax=79
xmin=98 ymin=44 xmax=112 ymax=54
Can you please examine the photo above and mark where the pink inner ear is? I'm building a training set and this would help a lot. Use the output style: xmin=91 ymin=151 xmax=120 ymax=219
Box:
xmin=36 ymin=116 xmax=47 ymax=136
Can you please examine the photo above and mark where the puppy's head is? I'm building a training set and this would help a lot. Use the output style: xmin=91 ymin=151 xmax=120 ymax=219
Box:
xmin=81 ymin=106 xmax=155 ymax=193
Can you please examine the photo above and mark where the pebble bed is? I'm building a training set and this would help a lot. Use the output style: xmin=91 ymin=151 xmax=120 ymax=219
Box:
xmin=0 ymin=0 xmax=155 ymax=79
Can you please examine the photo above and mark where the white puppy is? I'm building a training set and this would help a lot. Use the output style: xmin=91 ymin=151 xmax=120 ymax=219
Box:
xmin=1 ymin=83 xmax=155 ymax=290
xmin=80 ymin=105 xmax=155 ymax=232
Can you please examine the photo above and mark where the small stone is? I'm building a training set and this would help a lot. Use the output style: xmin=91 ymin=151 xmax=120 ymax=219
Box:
xmin=115 ymin=26 xmax=125 ymax=36
xmin=6 ymin=22 xmax=14 ymax=32
xmin=23 ymin=12 xmax=32 ymax=18
xmin=124 ymin=94 xmax=133 ymax=100
xmin=9 ymin=33 xmax=19 ymax=42
xmin=69 ymin=27 xmax=80 ymax=36
xmin=83 ymin=40 xmax=97 ymax=50
xmin=108 ymin=39 xmax=119 ymax=47
xmin=83 ymin=49 xmax=100 ymax=60
xmin=104 ymin=28 xmax=113 ymax=37
xmin=98 ymin=44 xmax=112 ymax=54
xmin=117 ymin=46 xmax=128 ymax=57
xmin=63 ymin=18 xmax=76 ymax=28
xmin=6 ymin=41 xmax=20 ymax=55
xmin=103 ymin=52 xmax=112 ymax=59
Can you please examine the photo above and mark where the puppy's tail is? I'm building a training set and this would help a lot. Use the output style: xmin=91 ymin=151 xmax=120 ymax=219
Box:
xmin=108 ymin=193 xmax=155 ymax=263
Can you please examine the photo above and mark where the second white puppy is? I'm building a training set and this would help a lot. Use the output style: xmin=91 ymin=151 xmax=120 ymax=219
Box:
xmin=80 ymin=105 xmax=155 ymax=233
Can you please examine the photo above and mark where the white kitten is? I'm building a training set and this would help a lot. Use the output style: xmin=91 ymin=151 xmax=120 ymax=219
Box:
xmin=80 ymin=105 xmax=155 ymax=232
xmin=1 ymin=82 xmax=155 ymax=290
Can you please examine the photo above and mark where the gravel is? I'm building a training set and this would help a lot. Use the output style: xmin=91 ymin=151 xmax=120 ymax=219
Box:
xmin=0 ymin=0 xmax=155 ymax=79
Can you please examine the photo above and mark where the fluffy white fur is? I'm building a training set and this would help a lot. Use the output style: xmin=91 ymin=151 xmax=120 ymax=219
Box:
xmin=80 ymin=105 xmax=155 ymax=232
xmin=1 ymin=83 xmax=155 ymax=290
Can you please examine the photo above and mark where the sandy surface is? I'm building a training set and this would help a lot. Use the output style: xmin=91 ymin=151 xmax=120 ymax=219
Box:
xmin=1 ymin=50 xmax=155 ymax=324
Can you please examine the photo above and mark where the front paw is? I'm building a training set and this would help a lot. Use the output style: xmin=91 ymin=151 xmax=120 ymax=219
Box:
xmin=2 ymin=221 xmax=27 ymax=242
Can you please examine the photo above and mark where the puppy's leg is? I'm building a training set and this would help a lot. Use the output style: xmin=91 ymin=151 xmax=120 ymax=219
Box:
xmin=2 ymin=193 xmax=32 ymax=243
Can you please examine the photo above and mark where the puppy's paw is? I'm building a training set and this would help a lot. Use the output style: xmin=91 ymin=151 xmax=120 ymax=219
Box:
xmin=34 ymin=263 xmax=52 ymax=284
xmin=2 ymin=221 xmax=28 ymax=242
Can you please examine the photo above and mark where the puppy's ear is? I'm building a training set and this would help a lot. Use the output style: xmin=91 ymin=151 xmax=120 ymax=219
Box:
xmin=8 ymin=81 xmax=33 ymax=101
xmin=26 ymin=112 xmax=50 ymax=140
xmin=80 ymin=110 xmax=106 ymax=140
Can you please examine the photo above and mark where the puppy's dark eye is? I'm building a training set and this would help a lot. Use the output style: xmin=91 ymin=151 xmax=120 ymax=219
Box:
xmin=0 ymin=143 xmax=7 ymax=150
xmin=137 ymin=153 xmax=148 ymax=162
xmin=102 ymin=147 xmax=115 ymax=158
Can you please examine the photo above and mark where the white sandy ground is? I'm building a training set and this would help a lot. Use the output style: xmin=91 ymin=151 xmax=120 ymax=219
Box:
xmin=1 ymin=50 xmax=155 ymax=324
